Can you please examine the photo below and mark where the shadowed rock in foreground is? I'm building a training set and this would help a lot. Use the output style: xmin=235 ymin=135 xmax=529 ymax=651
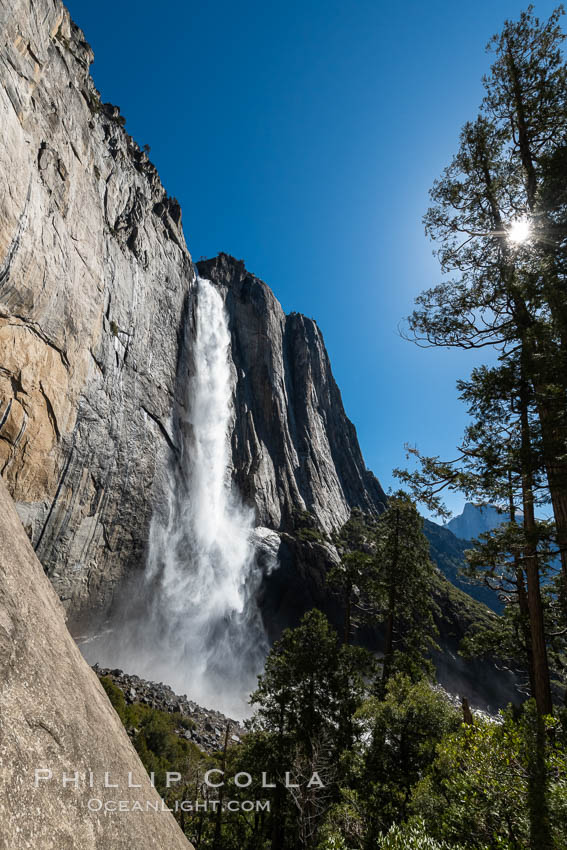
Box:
xmin=0 ymin=478 xmax=192 ymax=850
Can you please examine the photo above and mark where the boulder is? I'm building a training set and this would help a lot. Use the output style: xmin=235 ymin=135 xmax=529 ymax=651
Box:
xmin=0 ymin=478 xmax=192 ymax=849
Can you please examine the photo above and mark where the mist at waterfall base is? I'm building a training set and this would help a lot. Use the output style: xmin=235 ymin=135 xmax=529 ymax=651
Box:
xmin=82 ymin=278 xmax=272 ymax=719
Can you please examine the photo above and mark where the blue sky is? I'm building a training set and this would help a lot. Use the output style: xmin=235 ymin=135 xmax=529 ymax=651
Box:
xmin=65 ymin=0 xmax=562 ymax=517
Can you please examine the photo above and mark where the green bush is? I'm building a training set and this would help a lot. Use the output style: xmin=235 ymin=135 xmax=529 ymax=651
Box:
xmin=99 ymin=676 xmax=127 ymax=723
xmin=378 ymin=819 xmax=461 ymax=850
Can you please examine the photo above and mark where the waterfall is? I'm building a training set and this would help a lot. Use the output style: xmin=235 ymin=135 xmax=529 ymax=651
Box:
xmin=83 ymin=277 xmax=270 ymax=719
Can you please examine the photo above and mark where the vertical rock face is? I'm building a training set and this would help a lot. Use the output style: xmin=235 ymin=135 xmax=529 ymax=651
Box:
xmin=0 ymin=0 xmax=386 ymax=625
xmin=0 ymin=0 xmax=195 ymax=622
xmin=0 ymin=478 xmax=192 ymax=850
xmin=198 ymin=254 xmax=387 ymax=534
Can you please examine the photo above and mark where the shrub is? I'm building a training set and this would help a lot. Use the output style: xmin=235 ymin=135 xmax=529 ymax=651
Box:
xmin=99 ymin=676 xmax=126 ymax=723
xmin=378 ymin=819 xmax=461 ymax=850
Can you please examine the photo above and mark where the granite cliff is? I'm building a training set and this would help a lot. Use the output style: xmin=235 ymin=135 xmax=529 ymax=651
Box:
xmin=0 ymin=0 xmax=195 ymax=626
xmin=198 ymin=253 xmax=387 ymax=534
xmin=0 ymin=0 xmax=387 ymax=627
xmin=446 ymin=502 xmax=512 ymax=540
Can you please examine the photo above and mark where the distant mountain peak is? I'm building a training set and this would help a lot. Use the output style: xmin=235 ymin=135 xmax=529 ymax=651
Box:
xmin=446 ymin=502 xmax=516 ymax=540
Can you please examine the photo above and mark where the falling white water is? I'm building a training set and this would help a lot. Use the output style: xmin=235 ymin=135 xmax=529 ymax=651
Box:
xmin=83 ymin=278 xmax=271 ymax=718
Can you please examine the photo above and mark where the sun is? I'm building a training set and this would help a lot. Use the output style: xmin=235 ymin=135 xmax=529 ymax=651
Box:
xmin=508 ymin=218 xmax=531 ymax=245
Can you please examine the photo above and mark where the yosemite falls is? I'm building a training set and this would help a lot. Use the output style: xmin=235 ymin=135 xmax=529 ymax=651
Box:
xmin=86 ymin=278 xmax=270 ymax=718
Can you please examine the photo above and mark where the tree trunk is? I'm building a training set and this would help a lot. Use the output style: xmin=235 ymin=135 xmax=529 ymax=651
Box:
xmin=271 ymin=702 xmax=287 ymax=850
xmin=509 ymin=480 xmax=537 ymax=700
xmin=516 ymin=562 xmax=536 ymax=699
xmin=461 ymin=697 xmax=474 ymax=725
xmin=519 ymin=370 xmax=554 ymax=849
xmin=505 ymin=41 xmax=537 ymax=209
xmin=382 ymin=610 xmax=394 ymax=690
xmin=531 ymin=376 xmax=567 ymax=621
xmin=505 ymin=51 xmax=567 ymax=616
xmin=520 ymin=371 xmax=553 ymax=716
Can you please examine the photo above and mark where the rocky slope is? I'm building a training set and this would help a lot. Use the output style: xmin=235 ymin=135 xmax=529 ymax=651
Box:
xmin=94 ymin=666 xmax=246 ymax=754
xmin=0 ymin=477 xmax=192 ymax=850
xmin=423 ymin=519 xmax=503 ymax=613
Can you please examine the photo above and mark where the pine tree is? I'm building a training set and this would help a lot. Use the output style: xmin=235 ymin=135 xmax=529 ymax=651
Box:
xmin=372 ymin=492 xmax=438 ymax=690
xmin=329 ymin=509 xmax=378 ymax=645
xmin=397 ymin=356 xmax=560 ymax=716
xmin=405 ymin=7 xmax=567 ymax=622
xmin=250 ymin=610 xmax=372 ymax=850
xmin=396 ymin=357 xmax=560 ymax=849
xmin=397 ymin=4 xmax=567 ymax=721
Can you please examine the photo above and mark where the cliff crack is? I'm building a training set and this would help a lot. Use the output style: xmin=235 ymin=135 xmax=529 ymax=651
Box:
xmin=141 ymin=405 xmax=179 ymax=457
xmin=39 ymin=380 xmax=61 ymax=441
xmin=1 ymin=314 xmax=70 ymax=369
xmin=25 ymin=717 xmax=62 ymax=747
xmin=0 ymin=407 xmax=27 ymax=476
xmin=0 ymin=398 xmax=13 ymax=433
xmin=89 ymin=348 xmax=104 ymax=374
xmin=0 ymin=178 xmax=32 ymax=286
xmin=26 ymin=43 xmax=42 ymax=69
xmin=34 ymin=436 xmax=76 ymax=556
